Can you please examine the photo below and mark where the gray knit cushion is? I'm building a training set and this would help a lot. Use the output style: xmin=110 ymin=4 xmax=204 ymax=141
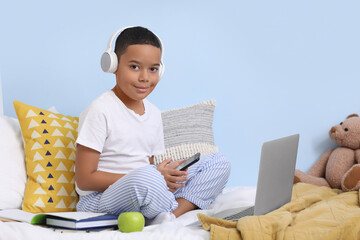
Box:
xmin=154 ymin=100 xmax=218 ymax=164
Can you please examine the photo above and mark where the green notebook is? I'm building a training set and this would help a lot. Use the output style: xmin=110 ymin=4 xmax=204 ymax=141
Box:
xmin=0 ymin=209 xmax=109 ymax=225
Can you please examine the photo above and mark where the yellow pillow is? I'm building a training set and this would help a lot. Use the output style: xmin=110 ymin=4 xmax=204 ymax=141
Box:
xmin=13 ymin=101 xmax=79 ymax=213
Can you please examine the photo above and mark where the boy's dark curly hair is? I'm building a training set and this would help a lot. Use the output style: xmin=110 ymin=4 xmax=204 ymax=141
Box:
xmin=114 ymin=26 xmax=162 ymax=60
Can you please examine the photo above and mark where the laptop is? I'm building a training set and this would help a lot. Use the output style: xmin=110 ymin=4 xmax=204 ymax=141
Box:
xmin=188 ymin=134 xmax=299 ymax=226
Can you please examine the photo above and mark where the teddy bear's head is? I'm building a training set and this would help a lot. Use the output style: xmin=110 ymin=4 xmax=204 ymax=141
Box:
xmin=329 ymin=113 xmax=360 ymax=149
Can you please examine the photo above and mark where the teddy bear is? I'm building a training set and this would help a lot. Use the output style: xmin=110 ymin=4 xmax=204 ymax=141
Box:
xmin=294 ymin=113 xmax=360 ymax=192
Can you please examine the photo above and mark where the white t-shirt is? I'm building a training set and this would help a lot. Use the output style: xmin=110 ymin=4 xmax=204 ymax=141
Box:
xmin=75 ymin=90 xmax=165 ymax=195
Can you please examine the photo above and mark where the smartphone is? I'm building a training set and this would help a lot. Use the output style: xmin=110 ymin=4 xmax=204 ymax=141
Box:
xmin=176 ymin=153 xmax=201 ymax=171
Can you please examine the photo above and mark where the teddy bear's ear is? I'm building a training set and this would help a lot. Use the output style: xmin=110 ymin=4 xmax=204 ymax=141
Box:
xmin=346 ymin=113 xmax=359 ymax=119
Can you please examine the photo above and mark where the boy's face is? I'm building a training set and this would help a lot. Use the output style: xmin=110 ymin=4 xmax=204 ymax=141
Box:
xmin=114 ymin=44 xmax=161 ymax=106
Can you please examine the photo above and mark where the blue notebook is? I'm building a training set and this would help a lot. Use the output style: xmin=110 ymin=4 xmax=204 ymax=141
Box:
xmin=46 ymin=213 xmax=118 ymax=230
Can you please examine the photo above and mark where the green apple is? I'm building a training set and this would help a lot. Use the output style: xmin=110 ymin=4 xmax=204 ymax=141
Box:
xmin=118 ymin=212 xmax=145 ymax=233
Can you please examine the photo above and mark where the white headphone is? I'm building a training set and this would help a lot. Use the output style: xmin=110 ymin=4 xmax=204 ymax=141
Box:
xmin=100 ymin=26 xmax=165 ymax=78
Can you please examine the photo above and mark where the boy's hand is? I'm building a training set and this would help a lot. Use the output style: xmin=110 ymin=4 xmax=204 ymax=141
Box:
xmin=156 ymin=158 xmax=188 ymax=192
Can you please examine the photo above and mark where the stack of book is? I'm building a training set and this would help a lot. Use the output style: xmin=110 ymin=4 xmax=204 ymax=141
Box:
xmin=0 ymin=209 xmax=118 ymax=232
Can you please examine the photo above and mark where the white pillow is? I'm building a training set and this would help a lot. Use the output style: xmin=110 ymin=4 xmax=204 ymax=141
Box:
xmin=0 ymin=116 xmax=26 ymax=209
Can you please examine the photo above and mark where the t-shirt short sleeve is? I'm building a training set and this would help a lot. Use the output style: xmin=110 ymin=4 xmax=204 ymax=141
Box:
xmin=76 ymin=103 xmax=107 ymax=153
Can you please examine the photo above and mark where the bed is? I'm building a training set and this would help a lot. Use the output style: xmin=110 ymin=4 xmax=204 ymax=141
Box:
xmin=0 ymin=187 xmax=256 ymax=240
xmin=1 ymin=81 xmax=360 ymax=240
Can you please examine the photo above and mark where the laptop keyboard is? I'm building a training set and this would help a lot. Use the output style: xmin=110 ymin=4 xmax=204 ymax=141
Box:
xmin=223 ymin=206 xmax=255 ymax=221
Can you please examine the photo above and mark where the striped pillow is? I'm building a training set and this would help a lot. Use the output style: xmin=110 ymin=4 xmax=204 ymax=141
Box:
xmin=154 ymin=100 xmax=218 ymax=164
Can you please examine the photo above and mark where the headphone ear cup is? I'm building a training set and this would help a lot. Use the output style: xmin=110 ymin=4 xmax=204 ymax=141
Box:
xmin=159 ymin=61 xmax=165 ymax=79
xmin=101 ymin=51 xmax=118 ymax=73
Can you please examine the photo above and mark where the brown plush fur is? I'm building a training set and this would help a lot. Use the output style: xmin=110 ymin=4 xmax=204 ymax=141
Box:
xmin=294 ymin=114 xmax=360 ymax=191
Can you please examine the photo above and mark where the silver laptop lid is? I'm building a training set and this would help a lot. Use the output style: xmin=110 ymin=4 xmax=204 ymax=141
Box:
xmin=253 ymin=134 xmax=299 ymax=216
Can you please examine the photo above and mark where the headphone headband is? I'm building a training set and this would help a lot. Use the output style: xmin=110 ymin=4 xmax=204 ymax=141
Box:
xmin=104 ymin=26 xmax=133 ymax=52
xmin=100 ymin=26 xmax=165 ymax=78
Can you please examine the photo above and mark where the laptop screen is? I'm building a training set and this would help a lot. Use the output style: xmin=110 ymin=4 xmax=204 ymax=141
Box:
xmin=253 ymin=134 xmax=299 ymax=215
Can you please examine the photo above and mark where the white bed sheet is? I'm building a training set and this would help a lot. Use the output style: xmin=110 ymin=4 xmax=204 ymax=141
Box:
xmin=0 ymin=186 xmax=256 ymax=240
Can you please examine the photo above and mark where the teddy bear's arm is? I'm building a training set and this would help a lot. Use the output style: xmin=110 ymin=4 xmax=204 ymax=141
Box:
xmin=355 ymin=149 xmax=360 ymax=164
xmin=307 ymin=148 xmax=335 ymax=177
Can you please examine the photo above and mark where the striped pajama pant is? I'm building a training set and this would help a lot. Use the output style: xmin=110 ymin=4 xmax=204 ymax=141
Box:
xmin=76 ymin=152 xmax=231 ymax=219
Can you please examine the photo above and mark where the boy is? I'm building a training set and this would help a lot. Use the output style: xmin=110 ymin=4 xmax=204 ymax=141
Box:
xmin=75 ymin=26 xmax=231 ymax=224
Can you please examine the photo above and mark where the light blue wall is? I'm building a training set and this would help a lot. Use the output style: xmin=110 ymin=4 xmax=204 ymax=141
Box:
xmin=1 ymin=1 xmax=360 ymax=187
